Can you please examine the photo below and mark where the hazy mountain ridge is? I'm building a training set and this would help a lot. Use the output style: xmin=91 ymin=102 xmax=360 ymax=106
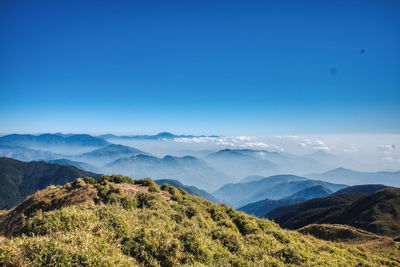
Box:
xmin=0 ymin=145 xmax=63 ymax=162
xmin=46 ymin=159 xmax=99 ymax=173
xmin=204 ymin=149 xmax=349 ymax=181
xmin=237 ymin=185 xmax=334 ymax=218
xmin=308 ymin=167 xmax=400 ymax=187
xmin=104 ymin=154 xmax=232 ymax=191
xmin=98 ymin=132 xmax=219 ymax=140
xmin=213 ymin=175 xmax=347 ymax=208
xmin=0 ymin=133 xmax=110 ymax=148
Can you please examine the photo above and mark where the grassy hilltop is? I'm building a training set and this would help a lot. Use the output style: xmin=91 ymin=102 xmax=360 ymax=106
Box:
xmin=0 ymin=175 xmax=399 ymax=266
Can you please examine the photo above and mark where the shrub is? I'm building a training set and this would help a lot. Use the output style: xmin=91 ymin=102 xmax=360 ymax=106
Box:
xmin=233 ymin=217 xmax=260 ymax=236
xmin=185 ymin=206 xmax=197 ymax=219
xmin=134 ymin=178 xmax=160 ymax=192
xmin=71 ymin=178 xmax=86 ymax=188
xmin=83 ymin=176 xmax=96 ymax=184
xmin=98 ymin=175 xmax=134 ymax=185
xmin=211 ymin=229 xmax=241 ymax=253
xmin=180 ymin=232 xmax=209 ymax=263
xmin=121 ymin=229 xmax=180 ymax=266
xmin=136 ymin=192 xmax=160 ymax=209
xmin=273 ymin=246 xmax=305 ymax=264
xmin=160 ymin=184 xmax=175 ymax=193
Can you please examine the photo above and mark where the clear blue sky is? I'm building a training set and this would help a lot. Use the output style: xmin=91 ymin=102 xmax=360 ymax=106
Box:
xmin=0 ymin=0 xmax=399 ymax=135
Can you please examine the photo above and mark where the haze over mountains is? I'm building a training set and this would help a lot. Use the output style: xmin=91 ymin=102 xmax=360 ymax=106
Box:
xmin=0 ymin=132 xmax=399 ymax=204
xmin=213 ymin=175 xmax=346 ymax=208
xmin=1 ymin=133 xmax=399 ymax=192
xmin=308 ymin=168 xmax=400 ymax=187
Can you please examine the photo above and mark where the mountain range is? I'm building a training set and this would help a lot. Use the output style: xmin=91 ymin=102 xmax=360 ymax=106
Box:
xmin=307 ymin=167 xmax=400 ymax=187
xmin=104 ymin=154 xmax=231 ymax=191
xmin=97 ymin=132 xmax=219 ymax=140
xmin=0 ymin=133 xmax=110 ymax=148
xmin=213 ymin=175 xmax=347 ymax=208
xmin=204 ymin=149 xmax=349 ymax=181
xmin=237 ymin=185 xmax=333 ymax=217
xmin=74 ymin=144 xmax=147 ymax=165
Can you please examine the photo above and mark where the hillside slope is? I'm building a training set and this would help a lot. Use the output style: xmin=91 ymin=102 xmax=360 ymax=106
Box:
xmin=268 ymin=188 xmax=400 ymax=238
xmin=238 ymin=197 xmax=306 ymax=217
xmin=0 ymin=176 xmax=398 ymax=266
xmin=0 ymin=157 xmax=100 ymax=209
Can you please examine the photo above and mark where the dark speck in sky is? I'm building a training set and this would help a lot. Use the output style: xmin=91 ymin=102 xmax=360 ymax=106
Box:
xmin=330 ymin=68 xmax=338 ymax=75
xmin=360 ymin=49 xmax=366 ymax=54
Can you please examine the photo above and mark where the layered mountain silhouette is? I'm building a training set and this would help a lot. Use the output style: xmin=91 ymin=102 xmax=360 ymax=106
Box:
xmin=213 ymin=175 xmax=346 ymax=208
xmin=204 ymin=149 xmax=344 ymax=181
xmin=75 ymin=144 xmax=147 ymax=165
xmin=47 ymin=158 xmax=99 ymax=172
xmin=98 ymin=132 xmax=219 ymax=140
xmin=238 ymin=185 xmax=334 ymax=217
xmin=105 ymin=154 xmax=231 ymax=191
xmin=0 ymin=144 xmax=62 ymax=161
xmin=286 ymin=185 xmax=333 ymax=199
xmin=0 ymin=133 xmax=110 ymax=148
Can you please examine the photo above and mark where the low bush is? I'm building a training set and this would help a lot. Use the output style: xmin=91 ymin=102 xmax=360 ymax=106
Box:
xmin=134 ymin=178 xmax=160 ymax=192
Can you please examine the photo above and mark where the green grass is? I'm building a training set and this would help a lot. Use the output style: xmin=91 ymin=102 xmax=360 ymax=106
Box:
xmin=0 ymin=177 xmax=399 ymax=266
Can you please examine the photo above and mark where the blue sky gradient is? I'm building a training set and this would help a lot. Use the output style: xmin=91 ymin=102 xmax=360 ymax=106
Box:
xmin=1 ymin=0 xmax=399 ymax=135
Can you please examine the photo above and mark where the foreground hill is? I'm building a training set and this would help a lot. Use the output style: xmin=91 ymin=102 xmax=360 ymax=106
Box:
xmin=0 ymin=176 xmax=398 ymax=266
xmin=331 ymin=184 xmax=389 ymax=196
xmin=213 ymin=175 xmax=346 ymax=208
xmin=298 ymin=224 xmax=399 ymax=256
xmin=268 ymin=188 xmax=400 ymax=238
xmin=0 ymin=157 xmax=100 ymax=209
xmin=266 ymin=193 xmax=366 ymax=221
